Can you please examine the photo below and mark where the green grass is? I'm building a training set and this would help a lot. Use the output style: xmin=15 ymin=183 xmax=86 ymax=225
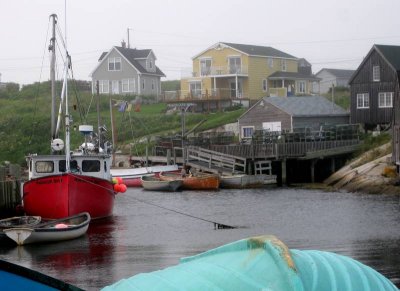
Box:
xmin=0 ymin=82 xmax=245 ymax=164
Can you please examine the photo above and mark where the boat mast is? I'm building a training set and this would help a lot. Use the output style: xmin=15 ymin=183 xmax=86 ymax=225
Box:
xmin=50 ymin=14 xmax=57 ymax=152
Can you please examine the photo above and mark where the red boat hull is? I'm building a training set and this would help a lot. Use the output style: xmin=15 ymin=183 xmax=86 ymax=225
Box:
xmin=23 ymin=174 xmax=115 ymax=219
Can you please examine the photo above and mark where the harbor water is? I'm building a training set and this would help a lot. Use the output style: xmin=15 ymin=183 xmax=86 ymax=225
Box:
xmin=1 ymin=187 xmax=400 ymax=290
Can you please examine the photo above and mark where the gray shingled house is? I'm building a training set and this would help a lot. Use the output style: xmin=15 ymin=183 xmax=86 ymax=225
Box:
xmin=237 ymin=96 xmax=349 ymax=139
xmin=314 ymin=68 xmax=355 ymax=94
xmin=90 ymin=43 xmax=165 ymax=97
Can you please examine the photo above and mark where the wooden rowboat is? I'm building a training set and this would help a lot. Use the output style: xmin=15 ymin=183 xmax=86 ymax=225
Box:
xmin=159 ymin=172 xmax=219 ymax=190
xmin=141 ymin=175 xmax=183 ymax=191
xmin=4 ymin=212 xmax=90 ymax=245
xmin=0 ymin=216 xmax=41 ymax=241
xmin=0 ymin=216 xmax=41 ymax=230
xmin=220 ymin=174 xmax=277 ymax=189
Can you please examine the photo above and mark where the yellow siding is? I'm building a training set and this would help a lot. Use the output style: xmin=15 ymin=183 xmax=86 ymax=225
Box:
xmin=186 ymin=44 xmax=299 ymax=101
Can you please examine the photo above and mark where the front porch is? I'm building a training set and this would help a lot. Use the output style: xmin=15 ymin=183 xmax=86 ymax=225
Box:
xmin=268 ymin=71 xmax=320 ymax=97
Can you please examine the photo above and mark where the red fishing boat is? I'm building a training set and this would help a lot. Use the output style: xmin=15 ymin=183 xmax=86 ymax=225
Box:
xmin=22 ymin=14 xmax=118 ymax=220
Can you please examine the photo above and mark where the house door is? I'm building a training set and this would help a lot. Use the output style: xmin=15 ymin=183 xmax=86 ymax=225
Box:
xmin=230 ymin=81 xmax=242 ymax=98
xmin=112 ymin=80 xmax=119 ymax=94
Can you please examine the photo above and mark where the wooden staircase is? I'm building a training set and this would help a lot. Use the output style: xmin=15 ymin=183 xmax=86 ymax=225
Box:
xmin=185 ymin=147 xmax=247 ymax=175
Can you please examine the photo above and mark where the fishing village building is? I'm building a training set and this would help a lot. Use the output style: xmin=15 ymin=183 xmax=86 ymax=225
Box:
xmin=237 ymin=96 xmax=350 ymax=140
xmin=90 ymin=42 xmax=165 ymax=97
xmin=164 ymin=42 xmax=320 ymax=111
xmin=314 ymin=68 xmax=355 ymax=94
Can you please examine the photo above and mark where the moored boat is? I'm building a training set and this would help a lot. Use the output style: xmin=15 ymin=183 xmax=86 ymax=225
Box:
xmin=220 ymin=174 xmax=277 ymax=189
xmin=141 ymin=175 xmax=183 ymax=191
xmin=22 ymin=14 xmax=117 ymax=220
xmin=0 ymin=216 xmax=41 ymax=240
xmin=0 ymin=259 xmax=83 ymax=290
xmin=111 ymin=164 xmax=179 ymax=187
xmin=4 ymin=212 xmax=90 ymax=246
xmin=0 ymin=216 xmax=41 ymax=230
xmin=102 ymin=235 xmax=398 ymax=291
xmin=159 ymin=171 xmax=220 ymax=190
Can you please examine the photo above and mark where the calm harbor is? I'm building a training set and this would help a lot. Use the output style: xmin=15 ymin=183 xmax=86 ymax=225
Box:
xmin=1 ymin=187 xmax=399 ymax=290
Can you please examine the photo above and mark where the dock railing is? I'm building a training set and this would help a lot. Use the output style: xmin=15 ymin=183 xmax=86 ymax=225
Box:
xmin=186 ymin=146 xmax=247 ymax=174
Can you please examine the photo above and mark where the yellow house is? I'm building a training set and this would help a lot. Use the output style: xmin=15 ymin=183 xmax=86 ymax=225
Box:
xmin=179 ymin=42 xmax=319 ymax=102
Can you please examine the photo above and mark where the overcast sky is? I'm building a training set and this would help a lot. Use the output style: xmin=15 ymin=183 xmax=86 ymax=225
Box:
xmin=1 ymin=0 xmax=400 ymax=85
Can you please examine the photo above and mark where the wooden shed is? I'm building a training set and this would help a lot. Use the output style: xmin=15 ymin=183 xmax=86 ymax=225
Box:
xmin=238 ymin=96 xmax=349 ymax=139
xmin=349 ymin=44 xmax=400 ymax=129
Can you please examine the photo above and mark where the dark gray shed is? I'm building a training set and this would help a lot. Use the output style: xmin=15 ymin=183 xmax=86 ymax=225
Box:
xmin=238 ymin=96 xmax=349 ymax=138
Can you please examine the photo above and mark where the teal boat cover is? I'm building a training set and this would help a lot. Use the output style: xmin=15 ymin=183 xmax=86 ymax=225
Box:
xmin=102 ymin=235 xmax=398 ymax=291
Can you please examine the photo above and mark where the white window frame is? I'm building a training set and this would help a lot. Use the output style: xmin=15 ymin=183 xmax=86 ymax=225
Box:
xmin=357 ymin=93 xmax=369 ymax=109
xmin=297 ymin=81 xmax=306 ymax=94
xmin=148 ymin=59 xmax=153 ymax=70
xmin=228 ymin=56 xmax=242 ymax=74
xmin=122 ymin=79 xmax=135 ymax=93
xmin=378 ymin=92 xmax=393 ymax=108
xmin=200 ymin=58 xmax=212 ymax=76
xmin=152 ymin=79 xmax=155 ymax=91
xmin=189 ymin=81 xmax=202 ymax=97
xmin=373 ymin=66 xmax=380 ymax=82
xmin=142 ymin=79 xmax=145 ymax=90
xmin=262 ymin=79 xmax=268 ymax=92
xmin=267 ymin=58 xmax=274 ymax=68
xmin=280 ymin=59 xmax=287 ymax=71
xmin=108 ymin=57 xmax=121 ymax=71
xmin=241 ymin=126 xmax=254 ymax=139
xmin=99 ymin=80 xmax=109 ymax=93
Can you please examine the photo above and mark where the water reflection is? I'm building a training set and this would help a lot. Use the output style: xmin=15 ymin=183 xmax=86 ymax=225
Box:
xmin=0 ymin=187 xmax=399 ymax=290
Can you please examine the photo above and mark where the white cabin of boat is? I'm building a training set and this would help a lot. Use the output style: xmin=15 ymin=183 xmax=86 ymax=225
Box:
xmin=27 ymin=154 xmax=112 ymax=180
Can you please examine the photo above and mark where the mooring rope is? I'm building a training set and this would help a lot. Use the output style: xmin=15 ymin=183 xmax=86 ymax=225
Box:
xmin=68 ymin=173 xmax=236 ymax=229
xmin=129 ymin=196 xmax=236 ymax=230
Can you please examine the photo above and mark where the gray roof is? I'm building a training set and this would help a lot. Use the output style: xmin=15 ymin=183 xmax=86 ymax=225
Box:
xmin=317 ymin=68 xmax=355 ymax=79
xmin=99 ymin=46 xmax=165 ymax=76
xmin=221 ymin=42 xmax=297 ymax=59
xmin=268 ymin=71 xmax=320 ymax=81
xmin=264 ymin=96 xmax=348 ymax=117
xmin=374 ymin=44 xmax=400 ymax=71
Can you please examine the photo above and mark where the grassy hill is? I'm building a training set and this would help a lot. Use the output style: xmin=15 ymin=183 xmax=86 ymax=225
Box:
xmin=0 ymin=81 xmax=244 ymax=165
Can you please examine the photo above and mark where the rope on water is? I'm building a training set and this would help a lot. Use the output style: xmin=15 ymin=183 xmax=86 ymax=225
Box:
xmin=131 ymin=196 xmax=237 ymax=230
xmin=67 ymin=174 xmax=236 ymax=229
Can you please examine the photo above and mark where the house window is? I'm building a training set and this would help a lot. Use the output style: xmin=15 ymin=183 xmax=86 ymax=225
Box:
xmin=152 ymin=80 xmax=155 ymax=91
xmin=357 ymin=93 xmax=369 ymax=109
xmin=142 ymin=79 xmax=145 ymax=90
xmin=148 ymin=59 xmax=153 ymax=70
xmin=378 ymin=92 xmax=393 ymax=108
xmin=267 ymin=58 xmax=274 ymax=68
xmin=108 ymin=57 xmax=121 ymax=71
xmin=372 ymin=66 xmax=380 ymax=81
xmin=241 ymin=126 xmax=254 ymax=139
xmin=262 ymin=79 xmax=268 ymax=92
xmin=189 ymin=81 xmax=201 ymax=98
xmin=228 ymin=57 xmax=241 ymax=74
xmin=200 ymin=58 xmax=212 ymax=76
xmin=297 ymin=81 xmax=306 ymax=94
xmin=280 ymin=59 xmax=287 ymax=71
xmin=122 ymin=79 xmax=135 ymax=93
xmin=99 ymin=80 xmax=109 ymax=93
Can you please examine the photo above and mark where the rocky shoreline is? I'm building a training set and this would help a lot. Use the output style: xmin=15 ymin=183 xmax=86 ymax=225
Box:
xmin=323 ymin=143 xmax=400 ymax=195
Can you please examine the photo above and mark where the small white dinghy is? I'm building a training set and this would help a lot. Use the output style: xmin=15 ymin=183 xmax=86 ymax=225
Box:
xmin=4 ymin=212 xmax=90 ymax=245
